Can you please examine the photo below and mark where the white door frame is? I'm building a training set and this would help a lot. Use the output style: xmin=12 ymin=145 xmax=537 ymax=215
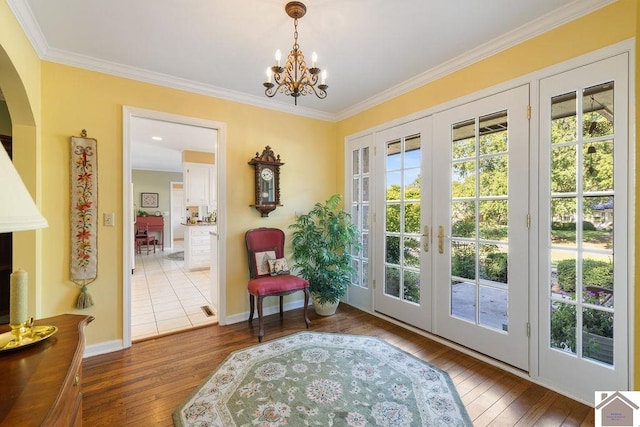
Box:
xmin=122 ymin=106 xmax=227 ymax=348
xmin=169 ymin=181 xmax=185 ymax=246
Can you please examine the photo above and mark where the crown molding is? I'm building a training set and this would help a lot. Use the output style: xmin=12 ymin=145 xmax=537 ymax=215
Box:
xmin=335 ymin=0 xmax=616 ymax=121
xmin=7 ymin=0 xmax=615 ymax=123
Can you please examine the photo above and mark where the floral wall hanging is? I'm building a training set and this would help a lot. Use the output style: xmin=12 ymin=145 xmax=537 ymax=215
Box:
xmin=70 ymin=131 xmax=97 ymax=308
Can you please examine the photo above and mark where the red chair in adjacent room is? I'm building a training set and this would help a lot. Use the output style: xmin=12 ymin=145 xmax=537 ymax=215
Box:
xmin=135 ymin=223 xmax=155 ymax=254
xmin=245 ymin=227 xmax=310 ymax=342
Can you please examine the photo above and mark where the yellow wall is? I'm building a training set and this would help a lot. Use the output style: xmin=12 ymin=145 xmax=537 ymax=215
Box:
xmin=336 ymin=0 xmax=638 ymax=389
xmin=0 ymin=0 xmax=637 ymax=387
xmin=39 ymin=62 xmax=336 ymax=343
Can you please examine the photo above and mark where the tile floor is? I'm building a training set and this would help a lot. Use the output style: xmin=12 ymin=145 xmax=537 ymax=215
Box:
xmin=131 ymin=240 xmax=217 ymax=341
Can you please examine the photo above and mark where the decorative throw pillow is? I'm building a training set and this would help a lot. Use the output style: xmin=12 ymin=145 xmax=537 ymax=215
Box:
xmin=268 ymin=257 xmax=290 ymax=276
xmin=253 ymin=249 xmax=276 ymax=276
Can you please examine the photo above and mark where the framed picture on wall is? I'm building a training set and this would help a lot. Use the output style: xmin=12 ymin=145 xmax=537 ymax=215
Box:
xmin=141 ymin=192 xmax=159 ymax=208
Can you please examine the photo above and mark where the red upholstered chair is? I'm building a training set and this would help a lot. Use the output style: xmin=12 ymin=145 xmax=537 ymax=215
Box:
xmin=135 ymin=223 xmax=155 ymax=254
xmin=245 ymin=227 xmax=310 ymax=342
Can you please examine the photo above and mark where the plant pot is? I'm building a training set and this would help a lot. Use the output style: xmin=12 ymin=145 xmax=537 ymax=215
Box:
xmin=311 ymin=294 xmax=339 ymax=316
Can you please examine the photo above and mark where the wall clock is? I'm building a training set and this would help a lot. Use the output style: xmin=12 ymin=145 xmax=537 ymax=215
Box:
xmin=248 ymin=146 xmax=283 ymax=217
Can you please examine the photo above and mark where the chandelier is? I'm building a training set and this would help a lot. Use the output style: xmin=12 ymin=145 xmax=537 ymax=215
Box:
xmin=263 ymin=1 xmax=327 ymax=105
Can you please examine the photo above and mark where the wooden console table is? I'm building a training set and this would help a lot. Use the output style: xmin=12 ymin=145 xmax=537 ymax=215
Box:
xmin=0 ymin=314 xmax=93 ymax=426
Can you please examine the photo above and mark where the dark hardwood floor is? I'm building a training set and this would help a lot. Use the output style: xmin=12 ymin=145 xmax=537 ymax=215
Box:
xmin=82 ymin=304 xmax=595 ymax=426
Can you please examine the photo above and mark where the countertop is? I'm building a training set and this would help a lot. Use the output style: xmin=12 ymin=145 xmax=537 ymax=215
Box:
xmin=181 ymin=222 xmax=217 ymax=226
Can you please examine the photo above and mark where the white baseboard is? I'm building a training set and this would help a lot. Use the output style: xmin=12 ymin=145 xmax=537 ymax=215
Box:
xmin=224 ymin=298 xmax=307 ymax=325
xmin=84 ymin=339 xmax=125 ymax=358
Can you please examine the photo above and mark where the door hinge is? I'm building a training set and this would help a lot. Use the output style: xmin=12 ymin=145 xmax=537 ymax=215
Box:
xmin=526 ymin=105 xmax=531 ymax=120
xmin=374 ymin=146 xmax=377 ymax=155
xmin=373 ymin=213 xmax=376 ymax=223
xmin=526 ymin=322 xmax=531 ymax=337
xmin=526 ymin=213 xmax=531 ymax=228
xmin=372 ymin=279 xmax=376 ymax=289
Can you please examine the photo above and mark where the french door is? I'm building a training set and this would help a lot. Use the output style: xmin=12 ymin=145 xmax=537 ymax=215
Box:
xmin=537 ymin=54 xmax=629 ymax=402
xmin=432 ymin=86 xmax=530 ymax=370
xmin=374 ymin=118 xmax=432 ymax=331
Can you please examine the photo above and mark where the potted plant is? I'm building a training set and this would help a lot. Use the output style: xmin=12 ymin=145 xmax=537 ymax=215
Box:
xmin=289 ymin=194 xmax=361 ymax=316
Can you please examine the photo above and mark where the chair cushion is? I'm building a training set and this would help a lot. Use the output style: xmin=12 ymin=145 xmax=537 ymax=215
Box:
xmin=248 ymin=274 xmax=309 ymax=296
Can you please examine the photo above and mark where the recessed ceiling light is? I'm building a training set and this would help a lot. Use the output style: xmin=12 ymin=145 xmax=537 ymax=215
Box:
xmin=151 ymin=136 xmax=163 ymax=141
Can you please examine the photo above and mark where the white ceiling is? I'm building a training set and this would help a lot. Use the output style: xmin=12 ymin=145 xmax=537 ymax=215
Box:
xmin=6 ymin=0 xmax=612 ymax=170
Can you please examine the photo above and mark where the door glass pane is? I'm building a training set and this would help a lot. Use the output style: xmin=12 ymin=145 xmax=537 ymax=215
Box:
xmin=551 ymin=92 xmax=577 ymax=144
xmin=384 ymin=134 xmax=423 ymax=302
xmin=551 ymin=249 xmax=577 ymax=301
xmin=451 ymin=201 xmax=475 ymax=238
xmin=479 ymin=286 xmax=508 ymax=331
xmin=403 ymin=270 xmax=420 ymax=304
xmin=452 ymin=280 xmax=475 ymax=322
xmin=452 ymin=161 xmax=476 ymax=197
xmin=547 ymin=81 xmax=616 ymax=367
xmin=583 ymin=82 xmax=614 ymax=139
xmin=449 ymin=110 xmax=510 ymax=331
xmin=479 ymin=200 xmax=507 ymax=241
xmin=385 ymin=266 xmax=400 ymax=298
xmin=551 ymin=146 xmax=577 ymax=193
xmin=350 ymin=146 xmax=370 ymax=289
xmin=550 ymin=301 xmax=576 ymax=354
xmin=551 ymin=197 xmax=577 ymax=246
xmin=582 ymin=308 xmax=613 ymax=364
xmin=583 ymin=141 xmax=613 ymax=192
xmin=479 ymin=156 xmax=507 ymax=196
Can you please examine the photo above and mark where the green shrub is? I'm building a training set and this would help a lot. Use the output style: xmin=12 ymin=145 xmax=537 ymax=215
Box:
xmin=556 ymin=258 xmax=613 ymax=293
xmin=481 ymin=252 xmax=508 ymax=283
xmin=551 ymin=221 xmax=596 ymax=231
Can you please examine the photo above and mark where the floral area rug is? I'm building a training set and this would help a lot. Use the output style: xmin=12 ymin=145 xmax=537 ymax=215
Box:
xmin=173 ymin=332 xmax=472 ymax=426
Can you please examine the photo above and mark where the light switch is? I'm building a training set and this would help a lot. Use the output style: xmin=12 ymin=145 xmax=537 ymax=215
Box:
xmin=103 ymin=212 xmax=115 ymax=227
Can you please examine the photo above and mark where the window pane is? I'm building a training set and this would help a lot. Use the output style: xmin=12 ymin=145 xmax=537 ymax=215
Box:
xmin=551 ymin=92 xmax=577 ymax=144
xmin=385 ymin=266 xmax=400 ymax=298
xmin=452 ymin=280 xmax=475 ymax=322
xmin=479 ymin=156 xmax=507 ymax=196
xmin=405 ymin=135 xmax=421 ymax=168
xmin=386 ymin=140 xmax=401 ymax=170
xmin=452 ymin=119 xmax=476 ymax=159
xmin=550 ymin=301 xmax=576 ymax=354
xmin=551 ymin=197 xmax=577 ymax=246
xmin=582 ymin=308 xmax=613 ymax=365
xmin=583 ymin=140 xmax=613 ymax=192
xmin=403 ymin=237 xmax=420 ymax=268
xmin=551 ymin=250 xmax=577 ymax=301
xmin=582 ymin=257 xmax=613 ymax=308
xmin=551 ymin=146 xmax=576 ymax=193
xmin=452 ymin=242 xmax=476 ymax=281
xmin=583 ymin=82 xmax=614 ymax=139
xmin=362 ymin=261 xmax=369 ymax=289
xmin=386 ymin=204 xmax=400 ymax=232
xmin=404 ymin=203 xmax=420 ymax=234
xmin=362 ymin=232 xmax=369 ymax=259
xmin=479 ymin=110 xmax=508 ymax=155
xmin=352 ymin=177 xmax=360 ymax=203
xmin=352 ymin=149 xmax=360 ymax=174
xmin=479 ymin=286 xmax=508 ymax=331
xmin=362 ymin=177 xmax=370 ymax=202
xmin=479 ymin=200 xmax=508 ymax=241
xmin=584 ymin=196 xmax=613 ymax=248
xmin=386 ymin=235 xmax=400 ymax=264
xmin=386 ymin=172 xmax=401 ymax=200
xmin=403 ymin=270 xmax=420 ymax=303
xmin=404 ymin=169 xmax=420 ymax=199
xmin=452 ymin=160 xmax=476 ymax=197
xmin=479 ymin=244 xmax=508 ymax=285
xmin=362 ymin=204 xmax=370 ymax=230
xmin=451 ymin=201 xmax=475 ymax=238
xmin=362 ymin=147 xmax=370 ymax=173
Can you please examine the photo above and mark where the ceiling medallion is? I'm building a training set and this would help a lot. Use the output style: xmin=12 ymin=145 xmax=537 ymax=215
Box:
xmin=263 ymin=1 xmax=327 ymax=105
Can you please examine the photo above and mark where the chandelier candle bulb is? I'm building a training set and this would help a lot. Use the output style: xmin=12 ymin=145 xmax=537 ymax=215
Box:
xmin=266 ymin=67 xmax=272 ymax=83
xmin=322 ymin=70 xmax=327 ymax=85
xmin=10 ymin=269 xmax=27 ymax=326
xmin=312 ymin=52 xmax=317 ymax=67
xmin=275 ymin=49 xmax=282 ymax=66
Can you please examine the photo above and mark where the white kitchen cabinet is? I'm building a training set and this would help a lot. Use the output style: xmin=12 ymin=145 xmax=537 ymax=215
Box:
xmin=184 ymin=224 xmax=216 ymax=270
xmin=184 ymin=162 xmax=215 ymax=206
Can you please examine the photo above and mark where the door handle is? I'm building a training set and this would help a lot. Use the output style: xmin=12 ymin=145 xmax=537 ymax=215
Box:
xmin=438 ymin=226 xmax=444 ymax=254
xmin=422 ymin=225 xmax=429 ymax=252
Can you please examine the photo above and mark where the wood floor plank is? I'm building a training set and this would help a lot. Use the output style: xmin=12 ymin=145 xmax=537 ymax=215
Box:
xmin=82 ymin=304 xmax=593 ymax=426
